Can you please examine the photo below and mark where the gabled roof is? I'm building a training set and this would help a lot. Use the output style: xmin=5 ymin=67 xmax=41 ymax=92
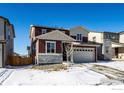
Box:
xmin=35 ymin=30 xmax=76 ymax=42
xmin=29 ymin=25 xmax=69 ymax=38
xmin=70 ymin=26 xmax=90 ymax=33
xmin=30 ymin=25 xmax=69 ymax=31
xmin=0 ymin=16 xmax=15 ymax=38
xmin=0 ymin=16 xmax=10 ymax=25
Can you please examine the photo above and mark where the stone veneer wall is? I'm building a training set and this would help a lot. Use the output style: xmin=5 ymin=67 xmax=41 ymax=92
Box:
xmin=37 ymin=54 xmax=63 ymax=64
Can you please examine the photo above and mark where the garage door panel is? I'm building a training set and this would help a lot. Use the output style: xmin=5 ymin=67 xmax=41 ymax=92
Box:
xmin=73 ymin=47 xmax=95 ymax=63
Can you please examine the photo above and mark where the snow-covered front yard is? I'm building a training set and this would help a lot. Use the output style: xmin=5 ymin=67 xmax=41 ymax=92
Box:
xmin=0 ymin=61 xmax=124 ymax=86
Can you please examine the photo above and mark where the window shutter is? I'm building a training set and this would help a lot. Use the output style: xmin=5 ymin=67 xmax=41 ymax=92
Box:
xmin=56 ymin=41 xmax=62 ymax=53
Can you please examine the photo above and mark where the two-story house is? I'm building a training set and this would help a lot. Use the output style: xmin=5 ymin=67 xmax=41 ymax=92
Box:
xmin=0 ymin=16 xmax=15 ymax=67
xmin=30 ymin=25 xmax=100 ymax=64
xmin=88 ymin=31 xmax=124 ymax=60
xmin=70 ymin=26 xmax=101 ymax=63
xmin=30 ymin=25 xmax=75 ymax=64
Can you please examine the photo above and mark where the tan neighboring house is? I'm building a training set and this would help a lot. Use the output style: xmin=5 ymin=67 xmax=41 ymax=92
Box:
xmin=88 ymin=31 xmax=124 ymax=60
xmin=70 ymin=26 xmax=101 ymax=62
xmin=0 ymin=16 xmax=15 ymax=67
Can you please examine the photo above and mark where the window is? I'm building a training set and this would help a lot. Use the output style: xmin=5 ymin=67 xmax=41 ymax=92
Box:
xmin=83 ymin=37 xmax=88 ymax=42
xmin=32 ymin=44 xmax=36 ymax=52
xmin=93 ymin=36 xmax=96 ymax=42
xmin=8 ymin=31 xmax=11 ymax=39
xmin=106 ymin=34 xmax=110 ymax=39
xmin=46 ymin=41 xmax=56 ymax=53
xmin=76 ymin=34 xmax=82 ymax=41
xmin=71 ymin=35 xmax=76 ymax=39
xmin=8 ymin=35 xmax=10 ymax=39
xmin=105 ymin=46 xmax=109 ymax=53
xmin=41 ymin=29 xmax=47 ymax=34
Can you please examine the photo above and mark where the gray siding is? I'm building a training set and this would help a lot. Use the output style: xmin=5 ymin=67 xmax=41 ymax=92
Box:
xmin=0 ymin=44 xmax=2 ymax=67
xmin=0 ymin=17 xmax=15 ymax=67
xmin=0 ymin=18 xmax=4 ymax=40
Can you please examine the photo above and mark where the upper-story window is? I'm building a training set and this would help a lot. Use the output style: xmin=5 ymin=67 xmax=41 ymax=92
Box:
xmin=8 ymin=30 xmax=11 ymax=39
xmin=93 ymin=36 xmax=96 ymax=42
xmin=32 ymin=44 xmax=36 ymax=52
xmin=83 ymin=36 xmax=88 ymax=42
xmin=76 ymin=34 xmax=82 ymax=41
xmin=104 ymin=33 xmax=119 ymax=42
xmin=8 ymin=35 xmax=10 ymax=39
xmin=41 ymin=29 xmax=47 ymax=34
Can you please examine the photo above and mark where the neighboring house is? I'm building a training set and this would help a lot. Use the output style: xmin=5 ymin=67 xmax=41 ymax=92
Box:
xmin=88 ymin=31 xmax=124 ymax=60
xmin=70 ymin=26 xmax=88 ymax=42
xmin=30 ymin=25 xmax=100 ymax=64
xmin=0 ymin=16 xmax=15 ymax=67
xmin=70 ymin=26 xmax=101 ymax=62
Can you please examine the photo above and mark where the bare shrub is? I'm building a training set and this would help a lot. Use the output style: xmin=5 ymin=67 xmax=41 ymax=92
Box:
xmin=31 ymin=64 xmax=68 ymax=71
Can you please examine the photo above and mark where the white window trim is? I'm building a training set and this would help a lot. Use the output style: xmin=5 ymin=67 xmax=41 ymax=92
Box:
xmin=41 ymin=29 xmax=47 ymax=34
xmin=76 ymin=34 xmax=82 ymax=41
xmin=45 ymin=41 xmax=56 ymax=54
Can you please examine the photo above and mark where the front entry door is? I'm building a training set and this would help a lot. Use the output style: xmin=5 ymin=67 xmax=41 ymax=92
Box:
xmin=115 ymin=48 xmax=118 ymax=58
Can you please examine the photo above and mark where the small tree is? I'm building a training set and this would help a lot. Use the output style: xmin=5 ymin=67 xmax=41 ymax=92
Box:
xmin=64 ymin=42 xmax=73 ymax=62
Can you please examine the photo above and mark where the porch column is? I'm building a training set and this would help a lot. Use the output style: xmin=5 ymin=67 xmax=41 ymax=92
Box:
xmin=70 ymin=44 xmax=74 ymax=63
xmin=95 ymin=46 xmax=97 ymax=62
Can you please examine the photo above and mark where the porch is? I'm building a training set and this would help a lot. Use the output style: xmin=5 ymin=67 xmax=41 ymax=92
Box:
xmin=35 ymin=30 xmax=76 ymax=64
xmin=112 ymin=42 xmax=124 ymax=60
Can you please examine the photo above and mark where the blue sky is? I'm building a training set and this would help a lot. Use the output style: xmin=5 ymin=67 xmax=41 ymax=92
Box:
xmin=0 ymin=3 xmax=124 ymax=54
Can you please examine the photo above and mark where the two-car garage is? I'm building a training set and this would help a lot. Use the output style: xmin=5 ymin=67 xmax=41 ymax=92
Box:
xmin=73 ymin=45 xmax=97 ymax=63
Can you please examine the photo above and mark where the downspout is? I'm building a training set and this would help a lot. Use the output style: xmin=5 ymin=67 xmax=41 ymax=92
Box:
xmin=2 ymin=42 xmax=5 ymax=67
xmin=3 ymin=20 xmax=6 ymax=67
xmin=2 ymin=44 xmax=4 ymax=67
xmin=71 ymin=43 xmax=74 ymax=63
xmin=36 ymin=39 xmax=39 ymax=65
xmin=95 ymin=46 xmax=97 ymax=62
